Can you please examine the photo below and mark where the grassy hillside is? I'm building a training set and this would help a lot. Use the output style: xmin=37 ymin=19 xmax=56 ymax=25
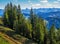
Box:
xmin=0 ymin=35 xmax=10 ymax=44
xmin=0 ymin=17 xmax=3 ymax=25
xmin=0 ymin=17 xmax=37 ymax=44
xmin=0 ymin=26 xmax=37 ymax=44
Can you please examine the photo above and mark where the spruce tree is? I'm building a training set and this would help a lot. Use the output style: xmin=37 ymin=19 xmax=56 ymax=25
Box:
xmin=23 ymin=19 xmax=32 ymax=38
xmin=37 ymin=18 xmax=44 ymax=44
xmin=16 ymin=5 xmax=25 ymax=35
xmin=29 ymin=8 xmax=38 ymax=40
xmin=12 ymin=5 xmax=18 ymax=30
xmin=3 ymin=5 xmax=9 ymax=27
xmin=29 ymin=8 xmax=44 ymax=44
xmin=3 ymin=2 xmax=18 ymax=29
xmin=44 ymin=23 xmax=48 ymax=44
xmin=57 ymin=28 xmax=60 ymax=44
xmin=7 ymin=2 xmax=13 ymax=29
xmin=49 ymin=24 xmax=57 ymax=44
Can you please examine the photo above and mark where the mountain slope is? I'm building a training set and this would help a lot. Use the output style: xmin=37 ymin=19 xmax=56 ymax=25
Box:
xmin=0 ymin=26 xmax=21 ymax=44
xmin=0 ymin=32 xmax=21 ymax=44
xmin=0 ymin=35 xmax=10 ymax=44
xmin=45 ymin=17 xmax=60 ymax=29
xmin=0 ymin=26 xmax=37 ymax=44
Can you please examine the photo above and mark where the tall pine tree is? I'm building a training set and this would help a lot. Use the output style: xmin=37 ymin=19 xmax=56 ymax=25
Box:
xmin=49 ymin=24 xmax=57 ymax=44
xmin=29 ymin=8 xmax=44 ymax=44
xmin=16 ymin=5 xmax=25 ymax=35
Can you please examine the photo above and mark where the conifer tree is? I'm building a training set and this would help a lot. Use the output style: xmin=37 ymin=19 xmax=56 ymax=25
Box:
xmin=49 ymin=24 xmax=57 ymax=44
xmin=23 ymin=19 xmax=32 ymax=38
xmin=3 ymin=5 xmax=9 ymax=27
xmin=44 ymin=22 xmax=48 ymax=44
xmin=16 ymin=5 xmax=25 ymax=35
xmin=7 ymin=2 xmax=13 ymax=29
xmin=29 ymin=8 xmax=38 ymax=40
xmin=29 ymin=8 xmax=44 ymax=44
xmin=12 ymin=5 xmax=18 ymax=30
xmin=37 ymin=18 xmax=44 ymax=44
xmin=3 ymin=2 xmax=18 ymax=29
xmin=57 ymin=28 xmax=60 ymax=44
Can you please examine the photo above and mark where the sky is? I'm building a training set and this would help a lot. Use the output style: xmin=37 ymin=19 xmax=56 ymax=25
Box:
xmin=0 ymin=0 xmax=60 ymax=9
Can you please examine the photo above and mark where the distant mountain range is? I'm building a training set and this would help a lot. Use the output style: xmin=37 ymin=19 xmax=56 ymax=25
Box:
xmin=0 ymin=9 xmax=4 ymax=16
xmin=0 ymin=8 xmax=60 ymax=29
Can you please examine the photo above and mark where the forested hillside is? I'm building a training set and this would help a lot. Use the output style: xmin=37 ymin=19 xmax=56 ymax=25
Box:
xmin=0 ymin=2 xmax=60 ymax=44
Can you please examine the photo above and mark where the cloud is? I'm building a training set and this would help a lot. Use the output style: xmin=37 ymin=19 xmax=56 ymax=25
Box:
xmin=13 ymin=0 xmax=60 ymax=9
xmin=28 ymin=0 xmax=33 ymax=5
xmin=32 ymin=4 xmax=50 ymax=8
xmin=28 ymin=0 xmax=31 ymax=3
xmin=0 ymin=5 xmax=4 ymax=9
xmin=12 ymin=0 xmax=18 ymax=2
xmin=32 ymin=4 xmax=41 ymax=6
xmin=10 ymin=0 xmax=60 ymax=8
xmin=53 ymin=1 xmax=59 ymax=4
xmin=31 ymin=4 xmax=41 ymax=8
xmin=57 ymin=0 xmax=60 ymax=1
xmin=40 ymin=0 xmax=48 ymax=3
xmin=30 ymin=2 xmax=60 ymax=9
xmin=51 ymin=1 xmax=60 ymax=8
xmin=30 ymin=3 xmax=52 ymax=8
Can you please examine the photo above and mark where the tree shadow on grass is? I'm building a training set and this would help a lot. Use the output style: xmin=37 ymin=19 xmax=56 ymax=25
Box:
xmin=23 ymin=39 xmax=37 ymax=44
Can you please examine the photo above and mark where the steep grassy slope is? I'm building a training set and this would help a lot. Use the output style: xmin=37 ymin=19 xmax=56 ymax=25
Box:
xmin=0 ymin=17 xmax=3 ymax=25
xmin=0 ymin=32 xmax=21 ymax=44
xmin=0 ymin=26 xmax=37 ymax=44
xmin=0 ymin=35 xmax=10 ymax=44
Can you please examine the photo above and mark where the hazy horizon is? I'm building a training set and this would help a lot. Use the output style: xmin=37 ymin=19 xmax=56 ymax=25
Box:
xmin=0 ymin=0 xmax=60 ymax=9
